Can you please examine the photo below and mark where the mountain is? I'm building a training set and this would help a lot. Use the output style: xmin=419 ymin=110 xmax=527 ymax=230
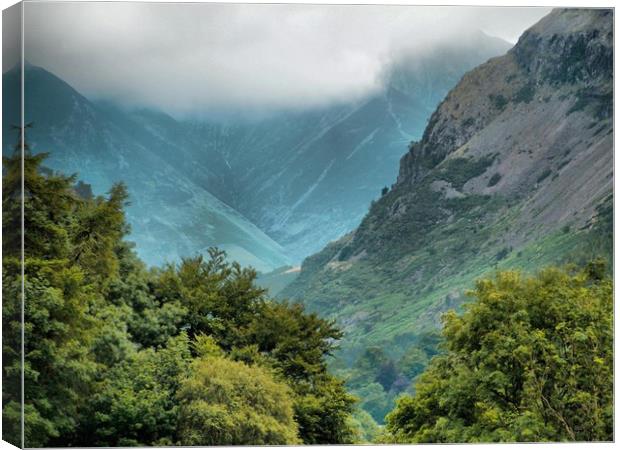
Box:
xmin=188 ymin=32 xmax=511 ymax=262
xmin=3 ymin=31 xmax=510 ymax=268
xmin=2 ymin=64 xmax=291 ymax=272
xmin=282 ymin=8 xmax=612 ymax=419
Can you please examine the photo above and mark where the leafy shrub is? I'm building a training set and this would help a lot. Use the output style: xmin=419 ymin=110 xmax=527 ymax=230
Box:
xmin=178 ymin=356 xmax=300 ymax=445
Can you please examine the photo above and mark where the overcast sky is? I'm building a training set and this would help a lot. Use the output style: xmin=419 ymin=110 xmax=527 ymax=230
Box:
xmin=11 ymin=2 xmax=550 ymax=117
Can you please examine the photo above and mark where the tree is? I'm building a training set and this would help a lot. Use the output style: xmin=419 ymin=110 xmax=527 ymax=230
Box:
xmin=376 ymin=359 xmax=399 ymax=391
xmin=398 ymin=346 xmax=430 ymax=380
xmin=248 ymin=300 xmax=342 ymax=381
xmin=73 ymin=334 xmax=191 ymax=447
xmin=3 ymin=149 xmax=76 ymax=260
xmin=2 ymin=148 xmax=100 ymax=447
xmin=246 ymin=300 xmax=356 ymax=443
xmin=71 ymin=182 xmax=130 ymax=281
xmin=290 ymin=373 xmax=356 ymax=444
xmin=385 ymin=265 xmax=613 ymax=443
xmin=151 ymin=249 xmax=266 ymax=350
xmin=2 ymin=146 xmax=141 ymax=447
xmin=177 ymin=356 xmax=300 ymax=445
xmin=106 ymin=252 xmax=187 ymax=349
xmin=151 ymin=253 xmax=358 ymax=444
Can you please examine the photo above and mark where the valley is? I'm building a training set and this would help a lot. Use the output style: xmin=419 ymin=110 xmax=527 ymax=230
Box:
xmin=2 ymin=7 xmax=613 ymax=437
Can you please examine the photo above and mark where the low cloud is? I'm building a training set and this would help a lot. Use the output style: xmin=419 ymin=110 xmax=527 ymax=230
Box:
xmin=21 ymin=3 xmax=550 ymax=117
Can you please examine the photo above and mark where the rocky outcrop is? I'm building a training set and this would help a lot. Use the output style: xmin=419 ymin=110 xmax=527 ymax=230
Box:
xmin=512 ymin=9 xmax=612 ymax=85
xmin=396 ymin=9 xmax=612 ymax=189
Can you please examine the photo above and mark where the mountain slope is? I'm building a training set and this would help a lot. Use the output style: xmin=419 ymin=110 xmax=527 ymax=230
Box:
xmin=2 ymin=64 xmax=291 ymax=272
xmin=192 ymin=32 xmax=511 ymax=262
xmin=283 ymin=7 xmax=612 ymax=376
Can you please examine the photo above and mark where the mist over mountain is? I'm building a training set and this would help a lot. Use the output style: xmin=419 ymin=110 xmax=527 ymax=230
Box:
xmin=2 ymin=64 xmax=291 ymax=272
xmin=3 ymin=32 xmax=510 ymax=266
xmin=179 ymin=32 xmax=511 ymax=262
xmin=16 ymin=3 xmax=548 ymax=116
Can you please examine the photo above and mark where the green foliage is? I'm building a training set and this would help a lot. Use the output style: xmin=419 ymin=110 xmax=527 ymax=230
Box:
xmin=385 ymin=266 xmax=613 ymax=443
xmin=338 ymin=335 xmax=439 ymax=426
xmin=151 ymin=254 xmax=357 ymax=444
xmin=292 ymin=375 xmax=356 ymax=444
xmin=192 ymin=333 xmax=223 ymax=358
xmin=3 ymin=150 xmax=76 ymax=260
xmin=76 ymin=334 xmax=191 ymax=446
xmin=150 ymin=249 xmax=266 ymax=350
xmin=72 ymin=182 xmax=130 ymax=280
xmin=177 ymin=356 xmax=300 ymax=445
xmin=2 ymin=147 xmax=356 ymax=446
xmin=352 ymin=382 xmax=392 ymax=423
xmin=348 ymin=408 xmax=383 ymax=443
xmin=398 ymin=346 xmax=431 ymax=380
xmin=2 ymin=148 xmax=107 ymax=446
xmin=438 ymin=155 xmax=496 ymax=190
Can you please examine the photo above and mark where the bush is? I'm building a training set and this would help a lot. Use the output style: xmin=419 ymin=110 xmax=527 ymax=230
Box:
xmin=178 ymin=356 xmax=300 ymax=445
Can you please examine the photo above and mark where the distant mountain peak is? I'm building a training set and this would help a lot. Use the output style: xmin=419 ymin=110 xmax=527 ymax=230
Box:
xmin=382 ymin=31 xmax=512 ymax=99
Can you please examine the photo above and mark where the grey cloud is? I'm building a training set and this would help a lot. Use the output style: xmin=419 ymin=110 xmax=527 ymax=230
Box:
xmin=3 ymin=2 xmax=21 ymax=73
xmin=22 ymin=2 xmax=550 ymax=117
